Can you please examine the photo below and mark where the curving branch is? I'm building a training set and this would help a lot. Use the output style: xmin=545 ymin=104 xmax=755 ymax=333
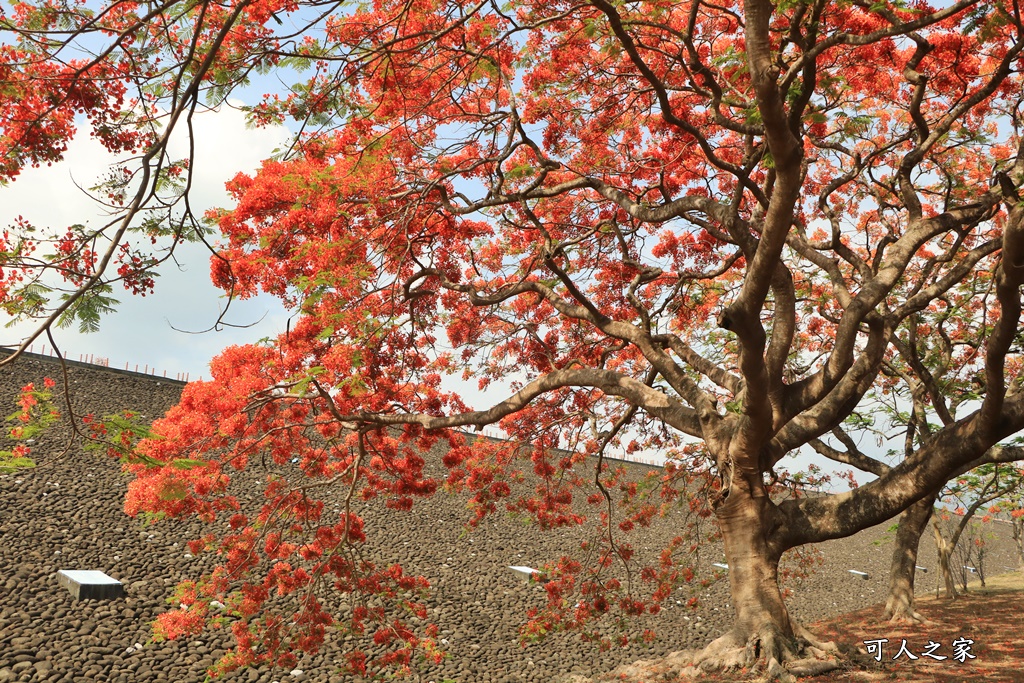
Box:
xmin=313 ymin=365 xmax=701 ymax=436
xmin=779 ymin=406 xmax=1024 ymax=548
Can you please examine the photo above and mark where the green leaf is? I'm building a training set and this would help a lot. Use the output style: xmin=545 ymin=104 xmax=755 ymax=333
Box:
xmin=3 ymin=283 xmax=52 ymax=324
xmin=0 ymin=452 xmax=36 ymax=473
xmin=158 ymin=480 xmax=188 ymax=501
xmin=504 ymin=163 xmax=535 ymax=181
xmin=56 ymin=285 xmax=120 ymax=334
xmin=170 ymin=458 xmax=208 ymax=470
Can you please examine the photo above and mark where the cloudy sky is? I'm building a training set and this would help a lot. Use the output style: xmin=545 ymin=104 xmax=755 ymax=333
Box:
xmin=0 ymin=104 xmax=294 ymax=382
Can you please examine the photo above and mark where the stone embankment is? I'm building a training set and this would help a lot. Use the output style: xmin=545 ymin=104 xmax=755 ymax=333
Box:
xmin=1 ymin=354 xmax=1017 ymax=682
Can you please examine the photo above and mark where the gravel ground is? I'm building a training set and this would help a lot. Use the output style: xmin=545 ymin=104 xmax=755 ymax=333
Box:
xmin=1 ymin=353 xmax=1018 ymax=683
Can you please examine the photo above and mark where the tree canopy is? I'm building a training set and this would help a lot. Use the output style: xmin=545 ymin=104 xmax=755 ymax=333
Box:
xmin=2 ymin=0 xmax=1024 ymax=679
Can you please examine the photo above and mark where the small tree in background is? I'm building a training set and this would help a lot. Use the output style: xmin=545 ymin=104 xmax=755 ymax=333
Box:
xmin=998 ymin=484 xmax=1024 ymax=568
xmin=931 ymin=464 xmax=1024 ymax=599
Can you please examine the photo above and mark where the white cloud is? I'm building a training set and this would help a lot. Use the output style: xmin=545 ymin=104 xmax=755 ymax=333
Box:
xmin=0 ymin=105 xmax=292 ymax=379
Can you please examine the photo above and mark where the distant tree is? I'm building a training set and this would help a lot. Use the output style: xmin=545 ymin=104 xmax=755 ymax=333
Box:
xmin=2 ymin=1 xmax=1024 ymax=680
xmin=878 ymin=267 xmax=1024 ymax=621
xmin=809 ymin=290 xmax=1024 ymax=623
xmin=932 ymin=464 xmax=1024 ymax=599
xmin=998 ymin=485 xmax=1024 ymax=568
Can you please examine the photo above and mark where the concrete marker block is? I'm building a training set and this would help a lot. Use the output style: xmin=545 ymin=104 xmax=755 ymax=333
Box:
xmin=509 ymin=565 xmax=545 ymax=582
xmin=57 ymin=570 xmax=124 ymax=600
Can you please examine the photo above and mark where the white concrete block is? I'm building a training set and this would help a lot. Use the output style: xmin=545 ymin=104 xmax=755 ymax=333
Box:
xmin=509 ymin=565 xmax=542 ymax=582
xmin=57 ymin=570 xmax=124 ymax=600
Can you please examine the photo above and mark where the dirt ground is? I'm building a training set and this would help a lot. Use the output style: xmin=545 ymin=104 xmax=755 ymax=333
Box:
xmin=813 ymin=571 xmax=1024 ymax=683
xmin=576 ymin=571 xmax=1024 ymax=683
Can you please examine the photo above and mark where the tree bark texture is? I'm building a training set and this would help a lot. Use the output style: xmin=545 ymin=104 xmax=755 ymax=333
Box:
xmin=882 ymin=494 xmax=934 ymax=622
xmin=719 ymin=482 xmax=792 ymax=644
xmin=932 ymin=519 xmax=958 ymax=600
xmin=688 ymin=472 xmax=839 ymax=679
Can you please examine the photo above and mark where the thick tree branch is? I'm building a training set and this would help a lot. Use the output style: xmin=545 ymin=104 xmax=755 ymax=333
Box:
xmin=785 ymin=193 xmax=1006 ymax=422
xmin=779 ymin=406 xmax=1024 ymax=548
xmin=407 ymin=268 xmax=719 ymax=421
xmin=315 ymin=366 xmax=701 ymax=436
xmin=809 ymin=435 xmax=890 ymax=478
xmin=977 ymin=203 xmax=1024 ymax=431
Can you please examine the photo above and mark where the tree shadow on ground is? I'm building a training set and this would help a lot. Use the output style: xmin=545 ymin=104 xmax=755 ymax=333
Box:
xmin=813 ymin=573 xmax=1024 ymax=683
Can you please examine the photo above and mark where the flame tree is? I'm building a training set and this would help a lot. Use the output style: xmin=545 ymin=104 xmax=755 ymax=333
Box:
xmin=3 ymin=0 xmax=1024 ymax=678
xmin=809 ymin=267 xmax=1024 ymax=624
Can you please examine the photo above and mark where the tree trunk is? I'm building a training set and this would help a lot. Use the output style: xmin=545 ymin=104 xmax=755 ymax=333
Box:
xmin=687 ymin=475 xmax=839 ymax=680
xmin=719 ymin=482 xmax=792 ymax=647
xmin=974 ymin=533 xmax=987 ymax=587
xmin=1012 ymin=517 xmax=1024 ymax=569
xmin=932 ymin=520 xmax=958 ymax=600
xmin=882 ymin=494 xmax=934 ymax=623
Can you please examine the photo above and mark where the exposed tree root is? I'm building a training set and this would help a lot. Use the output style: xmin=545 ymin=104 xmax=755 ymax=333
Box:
xmin=883 ymin=604 xmax=931 ymax=625
xmin=567 ymin=623 xmax=849 ymax=683
xmin=683 ymin=625 xmax=842 ymax=682
xmin=882 ymin=593 xmax=933 ymax=625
